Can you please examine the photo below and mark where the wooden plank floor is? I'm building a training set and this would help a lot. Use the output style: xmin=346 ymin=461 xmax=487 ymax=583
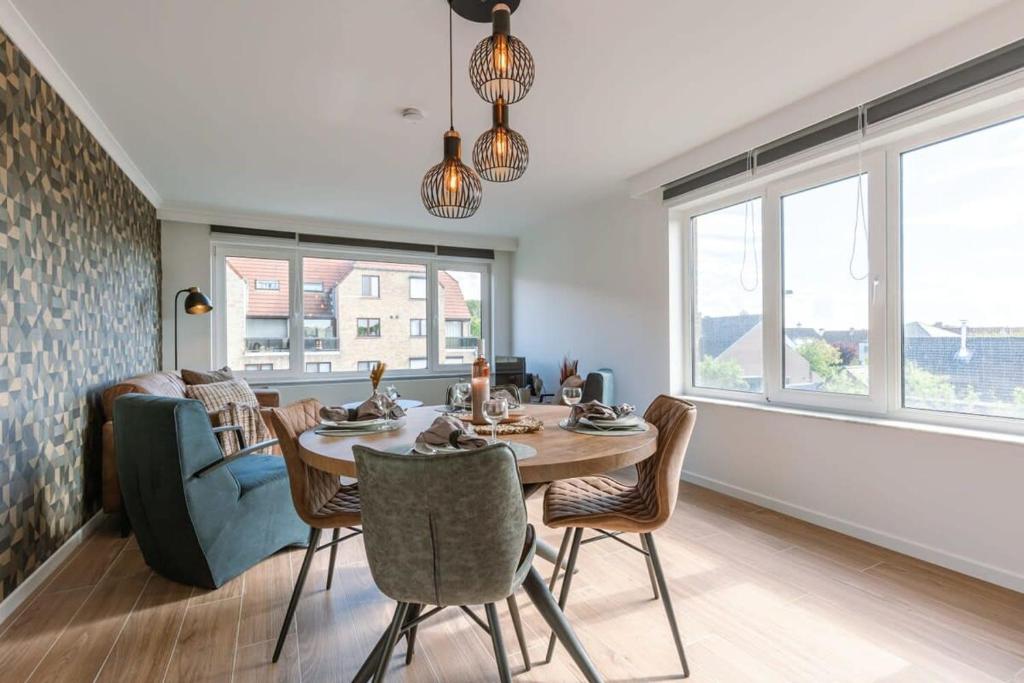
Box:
xmin=2 ymin=481 xmax=1023 ymax=682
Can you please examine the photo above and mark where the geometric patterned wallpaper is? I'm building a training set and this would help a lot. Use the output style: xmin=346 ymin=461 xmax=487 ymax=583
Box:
xmin=0 ymin=27 xmax=160 ymax=600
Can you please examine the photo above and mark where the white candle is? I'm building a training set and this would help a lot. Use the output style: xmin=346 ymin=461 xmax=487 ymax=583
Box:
xmin=471 ymin=376 xmax=490 ymax=425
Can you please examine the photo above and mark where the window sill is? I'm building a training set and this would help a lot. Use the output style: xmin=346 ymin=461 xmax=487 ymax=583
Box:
xmin=680 ymin=394 xmax=1024 ymax=447
xmin=249 ymin=372 xmax=469 ymax=388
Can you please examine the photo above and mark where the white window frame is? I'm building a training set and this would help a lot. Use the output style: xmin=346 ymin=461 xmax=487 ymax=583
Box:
xmin=676 ymin=90 xmax=1024 ymax=435
xmin=764 ymin=154 xmax=888 ymax=414
xmin=885 ymin=105 xmax=1024 ymax=435
xmin=682 ymin=191 xmax=767 ymax=401
xmin=212 ymin=241 xmax=492 ymax=381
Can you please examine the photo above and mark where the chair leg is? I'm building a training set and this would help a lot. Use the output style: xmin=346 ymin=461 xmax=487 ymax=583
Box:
xmin=643 ymin=532 xmax=689 ymax=678
xmin=506 ymin=593 xmax=531 ymax=671
xmin=404 ymin=603 xmax=423 ymax=665
xmin=485 ymin=603 xmax=513 ymax=683
xmin=639 ymin=533 xmax=660 ymax=600
xmin=273 ymin=527 xmax=321 ymax=663
xmin=326 ymin=528 xmax=340 ymax=590
xmin=373 ymin=602 xmax=410 ymax=683
xmin=521 ymin=566 xmax=602 ymax=683
xmin=548 ymin=528 xmax=572 ymax=590
xmin=545 ymin=527 xmax=583 ymax=663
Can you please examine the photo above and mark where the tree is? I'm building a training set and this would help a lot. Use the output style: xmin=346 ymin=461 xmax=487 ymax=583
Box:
xmin=466 ymin=300 xmax=482 ymax=338
xmin=698 ymin=356 xmax=749 ymax=391
xmin=903 ymin=361 xmax=956 ymax=408
xmin=798 ymin=339 xmax=842 ymax=382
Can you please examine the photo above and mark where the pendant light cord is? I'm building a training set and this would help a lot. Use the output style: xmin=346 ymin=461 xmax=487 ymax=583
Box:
xmin=448 ymin=2 xmax=454 ymax=130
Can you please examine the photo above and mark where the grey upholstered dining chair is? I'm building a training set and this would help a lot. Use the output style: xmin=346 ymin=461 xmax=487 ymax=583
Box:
xmin=351 ymin=443 xmax=604 ymax=683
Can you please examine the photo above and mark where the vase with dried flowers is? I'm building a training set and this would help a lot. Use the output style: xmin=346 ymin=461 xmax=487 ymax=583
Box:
xmin=558 ymin=355 xmax=585 ymax=405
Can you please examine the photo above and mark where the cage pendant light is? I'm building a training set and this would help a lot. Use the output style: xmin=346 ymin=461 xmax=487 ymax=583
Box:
xmin=473 ymin=97 xmax=528 ymax=182
xmin=468 ymin=3 xmax=534 ymax=104
xmin=422 ymin=3 xmax=482 ymax=219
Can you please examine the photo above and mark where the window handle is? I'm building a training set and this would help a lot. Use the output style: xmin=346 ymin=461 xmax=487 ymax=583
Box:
xmin=871 ymin=276 xmax=881 ymax=305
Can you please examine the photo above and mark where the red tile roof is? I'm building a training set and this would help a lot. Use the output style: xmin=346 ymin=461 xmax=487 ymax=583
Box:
xmin=226 ymin=258 xmax=472 ymax=320
xmin=440 ymin=271 xmax=471 ymax=320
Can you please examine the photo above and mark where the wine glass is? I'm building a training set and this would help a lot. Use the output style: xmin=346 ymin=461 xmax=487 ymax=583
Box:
xmin=450 ymin=382 xmax=470 ymax=412
xmin=562 ymin=386 xmax=583 ymax=408
xmin=384 ymin=385 xmax=399 ymax=426
xmin=483 ymin=397 xmax=509 ymax=444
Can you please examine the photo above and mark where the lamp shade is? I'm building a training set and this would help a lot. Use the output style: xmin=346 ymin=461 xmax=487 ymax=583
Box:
xmin=468 ymin=5 xmax=534 ymax=104
xmin=183 ymin=287 xmax=213 ymax=314
xmin=421 ymin=130 xmax=483 ymax=219
xmin=473 ymin=98 xmax=528 ymax=182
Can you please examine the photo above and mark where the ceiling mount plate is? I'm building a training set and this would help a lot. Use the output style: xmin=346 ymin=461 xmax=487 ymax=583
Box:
xmin=449 ymin=0 xmax=520 ymax=23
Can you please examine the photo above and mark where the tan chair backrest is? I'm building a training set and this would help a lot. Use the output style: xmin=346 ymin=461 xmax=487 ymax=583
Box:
xmin=269 ymin=399 xmax=338 ymax=525
xmin=637 ymin=395 xmax=697 ymax=529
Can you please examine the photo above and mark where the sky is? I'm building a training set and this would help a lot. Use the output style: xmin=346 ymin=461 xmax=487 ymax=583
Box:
xmin=445 ymin=269 xmax=481 ymax=302
xmin=694 ymin=113 xmax=1024 ymax=331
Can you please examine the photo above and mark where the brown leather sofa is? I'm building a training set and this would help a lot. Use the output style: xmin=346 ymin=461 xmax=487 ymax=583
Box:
xmin=101 ymin=371 xmax=281 ymax=513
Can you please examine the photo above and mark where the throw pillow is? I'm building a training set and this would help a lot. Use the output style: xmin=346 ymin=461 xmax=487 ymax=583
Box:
xmin=185 ymin=379 xmax=271 ymax=454
xmin=181 ymin=366 xmax=235 ymax=385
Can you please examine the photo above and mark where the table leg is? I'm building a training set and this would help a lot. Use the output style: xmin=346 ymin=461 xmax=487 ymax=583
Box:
xmin=521 ymin=566 xmax=603 ymax=683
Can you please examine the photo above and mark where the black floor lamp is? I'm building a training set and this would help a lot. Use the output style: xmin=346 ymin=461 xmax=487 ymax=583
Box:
xmin=174 ymin=287 xmax=213 ymax=370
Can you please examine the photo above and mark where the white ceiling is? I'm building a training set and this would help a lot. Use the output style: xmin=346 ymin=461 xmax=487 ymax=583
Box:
xmin=10 ymin=0 xmax=1009 ymax=235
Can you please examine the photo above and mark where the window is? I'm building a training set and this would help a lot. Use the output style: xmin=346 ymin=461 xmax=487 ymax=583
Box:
xmin=678 ymin=102 xmax=1024 ymax=433
xmin=356 ymin=360 xmax=380 ymax=372
xmin=691 ymin=199 xmax=763 ymax=392
xmin=357 ymin=318 xmax=381 ymax=337
xmin=439 ymin=269 xmax=483 ymax=365
xmin=216 ymin=249 xmax=489 ymax=377
xmin=361 ymin=275 xmax=380 ymax=298
xmin=225 ymin=256 xmax=290 ymax=371
xmin=305 ymin=362 xmax=332 ymax=373
xmin=409 ymin=276 xmax=426 ymax=300
xmin=781 ymin=175 xmax=869 ymax=395
xmin=901 ymin=115 xmax=1024 ymax=420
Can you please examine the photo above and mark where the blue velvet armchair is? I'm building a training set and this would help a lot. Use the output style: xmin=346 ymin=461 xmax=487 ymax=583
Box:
xmin=114 ymin=394 xmax=309 ymax=588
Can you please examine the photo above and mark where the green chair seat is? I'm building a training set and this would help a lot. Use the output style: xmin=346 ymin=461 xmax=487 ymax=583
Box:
xmin=229 ymin=455 xmax=290 ymax=495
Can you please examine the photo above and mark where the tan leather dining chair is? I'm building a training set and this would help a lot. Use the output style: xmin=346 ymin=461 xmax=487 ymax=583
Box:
xmin=542 ymin=394 xmax=697 ymax=678
xmin=268 ymin=399 xmax=362 ymax=664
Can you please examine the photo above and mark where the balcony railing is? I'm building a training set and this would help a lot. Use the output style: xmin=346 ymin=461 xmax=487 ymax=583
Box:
xmin=304 ymin=337 xmax=340 ymax=351
xmin=246 ymin=337 xmax=288 ymax=352
xmin=244 ymin=337 xmax=341 ymax=352
xmin=446 ymin=336 xmax=479 ymax=350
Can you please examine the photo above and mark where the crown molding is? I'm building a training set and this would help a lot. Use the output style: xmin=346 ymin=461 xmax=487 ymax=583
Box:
xmin=158 ymin=202 xmax=520 ymax=252
xmin=0 ymin=1 xmax=161 ymax=205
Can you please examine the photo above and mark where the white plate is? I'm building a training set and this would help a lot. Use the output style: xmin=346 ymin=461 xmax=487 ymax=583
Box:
xmin=559 ymin=418 xmax=649 ymax=436
xmin=320 ymin=417 xmax=389 ymax=429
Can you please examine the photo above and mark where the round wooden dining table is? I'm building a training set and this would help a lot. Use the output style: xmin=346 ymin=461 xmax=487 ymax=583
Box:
xmin=298 ymin=403 xmax=658 ymax=485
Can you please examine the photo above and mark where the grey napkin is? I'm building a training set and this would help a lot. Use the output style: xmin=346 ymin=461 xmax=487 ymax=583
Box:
xmin=419 ymin=416 xmax=488 ymax=450
xmin=319 ymin=406 xmax=358 ymax=422
xmin=357 ymin=393 xmax=406 ymax=420
xmin=569 ymin=400 xmax=635 ymax=425
xmin=319 ymin=394 xmax=406 ymax=423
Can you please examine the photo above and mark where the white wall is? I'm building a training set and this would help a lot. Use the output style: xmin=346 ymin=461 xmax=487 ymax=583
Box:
xmin=511 ymin=190 xmax=1024 ymax=590
xmin=512 ymin=192 xmax=671 ymax=407
xmin=161 ymin=219 xmax=514 ymax=405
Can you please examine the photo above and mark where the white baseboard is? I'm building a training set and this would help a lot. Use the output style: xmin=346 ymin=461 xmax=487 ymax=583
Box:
xmin=0 ymin=511 xmax=108 ymax=627
xmin=681 ymin=471 xmax=1024 ymax=594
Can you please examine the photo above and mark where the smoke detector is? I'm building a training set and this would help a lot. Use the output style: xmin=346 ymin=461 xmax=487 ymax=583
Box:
xmin=401 ymin=107 xmax=425 ymax=123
